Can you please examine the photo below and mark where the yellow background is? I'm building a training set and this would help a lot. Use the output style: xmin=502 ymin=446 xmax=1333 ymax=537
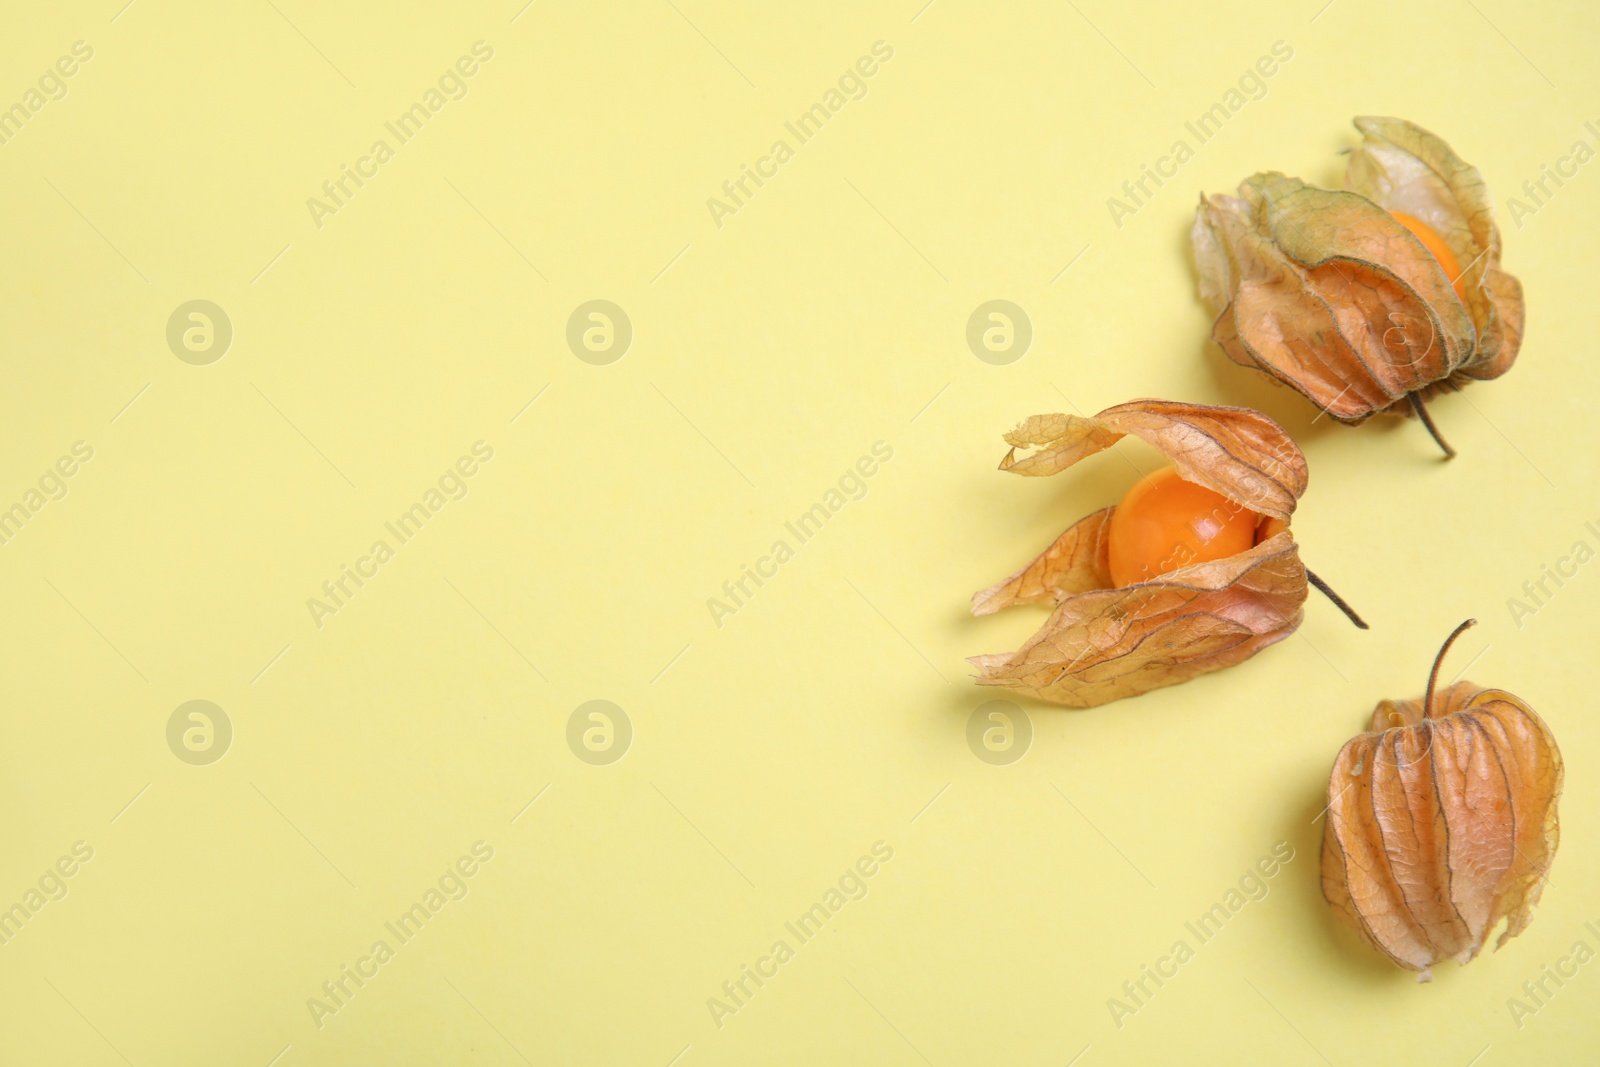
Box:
xmin=2 ymin=0 xmax=1597 ymax=1063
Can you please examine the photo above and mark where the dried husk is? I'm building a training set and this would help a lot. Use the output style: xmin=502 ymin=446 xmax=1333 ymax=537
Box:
xmin=970 ymin=400 xmax=1309 ymax=707
xmin=1321 ymin=681 xmax=1562 ymax=979
xmin=1193 ymin=116 xmax=1525 ymax=422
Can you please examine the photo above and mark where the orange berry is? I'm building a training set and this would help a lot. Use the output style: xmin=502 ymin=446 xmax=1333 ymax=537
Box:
xmin=1106 ymin=466 xmax=1260 ymax=588
xmin=1389 ymin=210 xmax=1468 ymax=305
xmin=1255 ymin=516 xmax=1289 ymax=544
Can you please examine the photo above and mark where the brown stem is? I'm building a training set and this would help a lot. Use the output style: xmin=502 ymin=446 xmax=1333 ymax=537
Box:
xmin=1305 ymin=568 xmax=1369 ymax=630
xmin=1408 ymin=392 xmax=1456 ymax=459
xmin=1424 ymin=618 xmax=1477 ymax=718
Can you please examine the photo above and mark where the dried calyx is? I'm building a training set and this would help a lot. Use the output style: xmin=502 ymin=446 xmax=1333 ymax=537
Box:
xmin=1193 ymin=117 xmax=1525 ymax=458
xmin=970 ymin=399 xmax=1364 ymax=708
xmin=1320 ymin=619 xmax=1563 ymax=979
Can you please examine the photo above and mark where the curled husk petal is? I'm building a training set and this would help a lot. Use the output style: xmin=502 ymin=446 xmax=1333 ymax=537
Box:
xmin=1321 ymin=681 xmax=1562 ymax=979
xmin=971 ymin=400 xmax=1308 ymax=708
xmin=1193 ymin=116 xmax=1524 ymax=421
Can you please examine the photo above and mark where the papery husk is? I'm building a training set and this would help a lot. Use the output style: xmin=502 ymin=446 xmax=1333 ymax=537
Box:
xmin=970 ymin=400 xmax=1309 ymax=708
xmin=1321 ymin=681 xmax=1562 ymax=979
xmin=1193 ymin=116 xmax=1524 ymax=422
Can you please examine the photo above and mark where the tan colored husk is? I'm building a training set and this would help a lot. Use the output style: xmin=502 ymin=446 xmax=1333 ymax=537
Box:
xmin=1321 ymin=680 xmax=1562 ymax=980
xmin=970 ymin=399 xmax=1309 ymax=708
xmin=1193 ymin=116 xmax=1525 ymax=423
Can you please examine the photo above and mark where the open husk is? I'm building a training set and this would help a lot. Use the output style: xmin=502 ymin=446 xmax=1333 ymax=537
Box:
xmin=969 ymin=400 xmax=1309 ymax=707
xmin=1193 ymin=116 xmax=1524 ymax=445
